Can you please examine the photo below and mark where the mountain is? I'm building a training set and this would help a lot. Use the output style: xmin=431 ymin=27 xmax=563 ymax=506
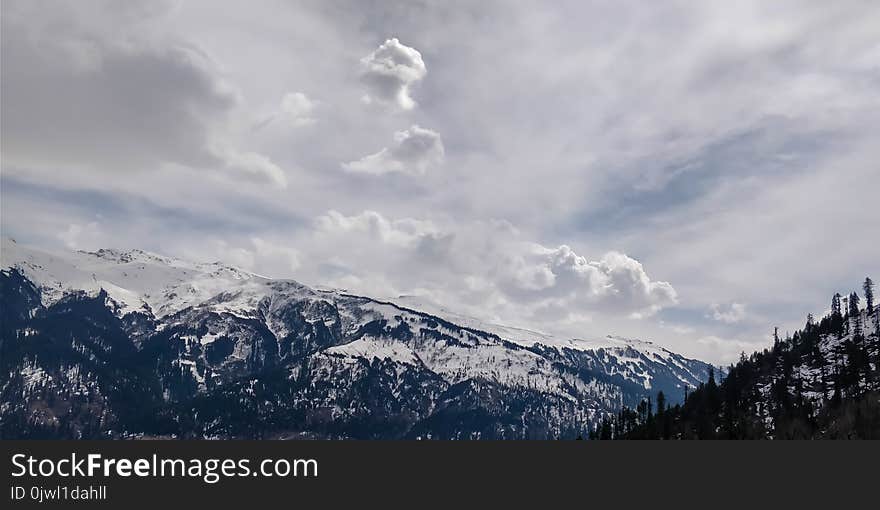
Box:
xmin=598 ymin=284 xmax=880 ymax=439
xmin=1 ymin=238 xmax=716 ymax=439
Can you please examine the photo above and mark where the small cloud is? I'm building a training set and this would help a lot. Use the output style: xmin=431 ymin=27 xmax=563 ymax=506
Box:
xmin=217 ymin=148 xmax=287 ymax=188
xmin=343 ymin=125 xmax=444 ymax=176
xmin=359 ymin=38 xmax=426 ymax=110
xmin=251 ymin=237 xmax=301 ymax=273
xmin=315 ymin=210 xmax=438 ymax=247
xmin=58 ymin=222 xmax=101 ymax=250
xmin=207 ymin=238 xmax=300 ymax=277
xmin=709 ymin=302 xmax=746 ymax=324
xmin=251 ymin=92 xmax=318 ymax=132
xmin=280 ymin=92 xmax=318 ymax=126
xmin=695 ymin=335 xmax=767 ymax=364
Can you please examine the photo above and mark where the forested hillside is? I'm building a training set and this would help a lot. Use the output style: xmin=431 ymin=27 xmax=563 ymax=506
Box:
xmin=590 ymin=278 xmax=880 ymax=439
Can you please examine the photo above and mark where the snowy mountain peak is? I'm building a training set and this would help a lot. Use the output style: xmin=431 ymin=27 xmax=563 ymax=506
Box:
xmin=1 ymin=237 xmax=720 ymax=438
xmin=1 ymin=238 xmax=260 ymax=317
xmin=1 ymin=239 xmax=686 ymax=361
xmin=86 ymin=247 xmax=170 ymax=265
xmin=1 ymin=238 xmax=711 ymax=372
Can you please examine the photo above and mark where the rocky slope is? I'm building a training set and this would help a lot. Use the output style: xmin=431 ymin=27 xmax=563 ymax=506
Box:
xmin=1 ymin=238 xmax=715 ymax=439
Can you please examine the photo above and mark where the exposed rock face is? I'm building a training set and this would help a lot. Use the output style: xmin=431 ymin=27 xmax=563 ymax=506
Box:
xmin=1 ymin=240 xmax=715 ymax=439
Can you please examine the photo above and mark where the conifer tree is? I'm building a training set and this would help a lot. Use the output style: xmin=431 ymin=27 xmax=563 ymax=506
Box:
xmin=850 ymin=292 xmax=862 ymax=337
xmin=864 ymin=277 xmax=874 ymax=315
xmin=832 ymin=293 xmax=844 ymax=337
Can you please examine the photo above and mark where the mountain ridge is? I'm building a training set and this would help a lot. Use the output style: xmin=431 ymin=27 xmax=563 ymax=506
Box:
xmin=1 ymin=238 xmax=716 ymax=439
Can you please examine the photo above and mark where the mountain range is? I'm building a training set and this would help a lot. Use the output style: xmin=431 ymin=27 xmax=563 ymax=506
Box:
xmin=1 ymin=238 xmax=716 ymax=439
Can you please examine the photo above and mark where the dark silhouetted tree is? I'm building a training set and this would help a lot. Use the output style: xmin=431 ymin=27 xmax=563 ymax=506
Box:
xmin=850 ymin=292 xmax=862 ymax=337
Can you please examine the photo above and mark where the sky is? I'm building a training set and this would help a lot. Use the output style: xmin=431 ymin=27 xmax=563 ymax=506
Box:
xmin=2 ymin=0 xmax=878 ymax=364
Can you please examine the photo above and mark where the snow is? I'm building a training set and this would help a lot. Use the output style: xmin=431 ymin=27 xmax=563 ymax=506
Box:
xmin=20 ymin=363 xmax=51 ymax=391
xmin=1 ymin=237 xmax=262 ymax=319
xmin=2 ymin=237 xmax=710 ymax=402
xmin=326 ymin=338 xmax=421 ymax=366
xmin=199 ymin=332 xmax=221 ymax=346
xmin=393 ymin=295 xmax=683 ymax=361
xmin=385 ymin=295 xmax=709 ymax=390
xmin=394 ymin=294 xmax=560 ymax=345
xmin=322 ymin=299 xmax=632 ymax=401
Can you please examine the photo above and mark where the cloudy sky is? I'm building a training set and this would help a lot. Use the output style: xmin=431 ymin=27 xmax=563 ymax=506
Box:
xmin=2 ymin=0 xmax=878 ymax=363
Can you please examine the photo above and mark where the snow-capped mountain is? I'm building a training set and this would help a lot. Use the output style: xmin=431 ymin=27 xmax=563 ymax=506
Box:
xmin=1 ymin=238 xmax=716 ymax=439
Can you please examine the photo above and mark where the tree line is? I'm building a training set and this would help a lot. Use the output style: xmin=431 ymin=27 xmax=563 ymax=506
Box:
xmin=588 ymin=277 xmax=880 ymax=439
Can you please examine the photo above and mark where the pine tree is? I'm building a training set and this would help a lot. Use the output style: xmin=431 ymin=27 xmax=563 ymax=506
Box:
xmin=831 ymin=293 xmax=844 ymax=337
xmin=864 ymin=277 xmax=874 ymax=315
xmin=849 ymin=292 xmax=860 ymax=316
xmin=850 ymin=292 xmax=862 ymax=338
xmin=832 ymin=293 xmax=842 ymax=318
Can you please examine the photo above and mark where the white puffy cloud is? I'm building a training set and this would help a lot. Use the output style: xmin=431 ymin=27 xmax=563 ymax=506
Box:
xmin=294 ymin=210 xmax=677 ymax=332
xmin=280 ymin=92 xmax=318 ymax=126
xmin=499 ymin=245 xmax=677 ymax=318
xmin=315 ymin=210 xmax=439 ymax=246
xmin=343 ymin=125 xmax=444 ymax=176
xmin=591 ymin=251 xmax=679 ymax=315
xmin=709 ymin=303 xmax=747 ymax=324
xmin=359 ymin=38 xmax=426 ymax=110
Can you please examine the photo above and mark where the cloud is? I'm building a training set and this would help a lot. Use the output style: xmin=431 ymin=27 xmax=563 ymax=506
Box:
xmin=359 ymin=38 xmax=426 ymax=110
xmin=181 ymin=237 xmax=301 ymax=278
xmin=4 ymin=1 xmax=880 ymax=364
xmin=695 ymin=335 xmax=769 ymax=365
xmin=214 ymin=148 xmax=288 ymax=188
xmin=0 ymin=0 xmax=284 ymax=186
xmin=299 ymin=210 xmax=677 ymax=329
xmin=280 ymin=92 xmax=318 ymax=126
xmin=58 ymin=222 xmax=103 ymax=251
xmin=709 ymin=302 xmax=747 ymax=324
xmin=315 ymin=210 xmax=439 ymax=246
xmin=500 ymin=245 xmax=678 ymax=318
xmin=342 ymin=125 xmax=444 ymax=176
xmin=591 ymin=251 xmax=679 ymax=314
